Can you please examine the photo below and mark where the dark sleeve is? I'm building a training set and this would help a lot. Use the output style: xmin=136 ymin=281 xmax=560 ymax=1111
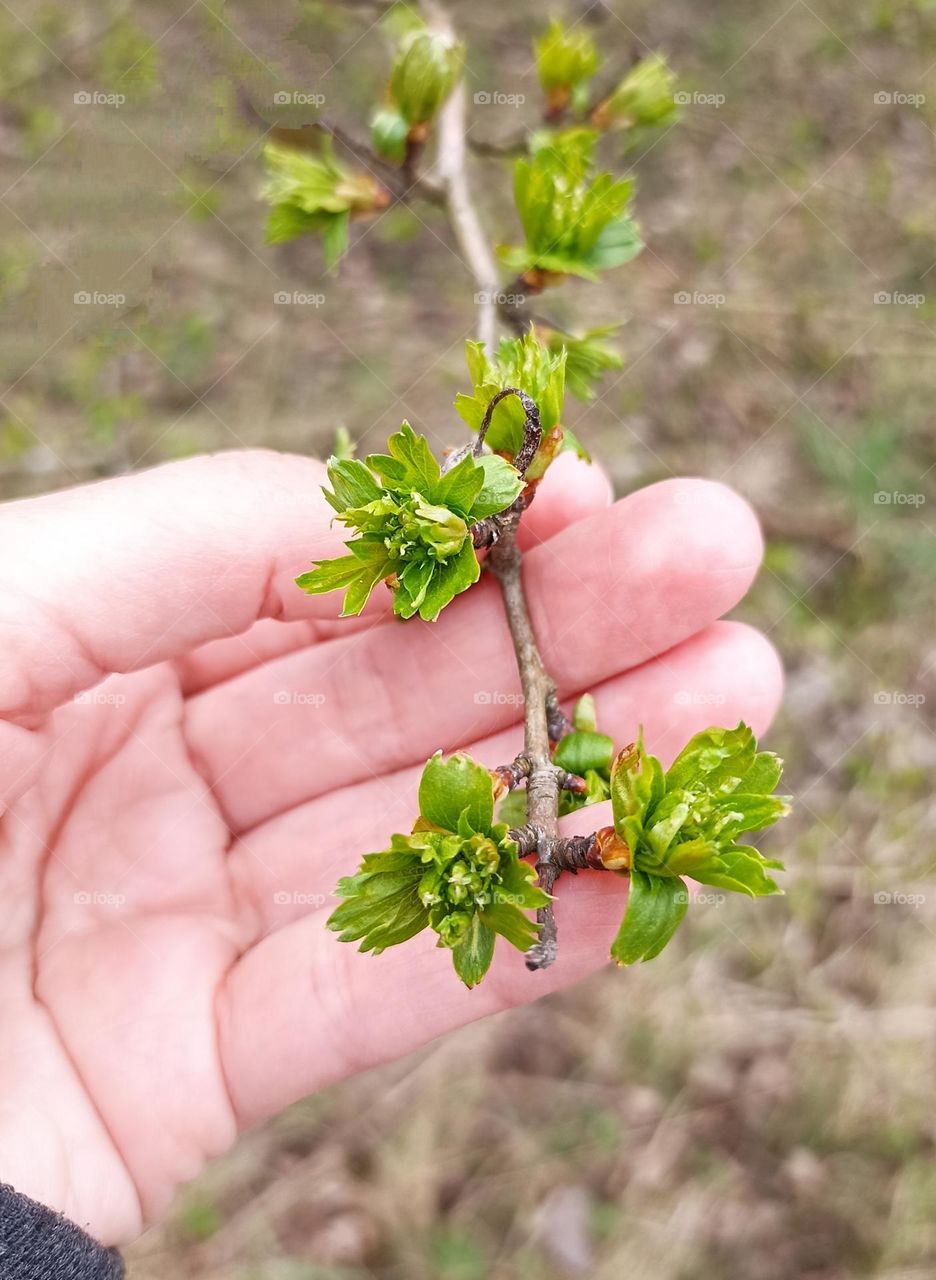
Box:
xmin=0 ymin=1184 xmax=124 ymax=1279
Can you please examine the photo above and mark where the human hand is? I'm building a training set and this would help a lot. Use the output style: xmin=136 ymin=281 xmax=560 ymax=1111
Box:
xmin=0 ymin=449 xmax=781 ymax=1245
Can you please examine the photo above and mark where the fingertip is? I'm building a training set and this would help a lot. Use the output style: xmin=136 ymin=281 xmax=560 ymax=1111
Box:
xmin=517 ymin=452 xmax=613 ymax=549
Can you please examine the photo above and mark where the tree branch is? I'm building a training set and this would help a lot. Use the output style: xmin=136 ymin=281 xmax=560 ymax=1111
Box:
xmin=424 ymin=1 xmax=500 ymax=350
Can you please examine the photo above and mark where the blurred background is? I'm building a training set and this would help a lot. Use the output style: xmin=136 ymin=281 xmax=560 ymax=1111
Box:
xmin=2 ymin=0 xmax=936 ymax=1276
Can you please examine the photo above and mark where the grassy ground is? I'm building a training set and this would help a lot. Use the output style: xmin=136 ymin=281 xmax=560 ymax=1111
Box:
xmin=3 ymin=0 xmax=936 ymax=1276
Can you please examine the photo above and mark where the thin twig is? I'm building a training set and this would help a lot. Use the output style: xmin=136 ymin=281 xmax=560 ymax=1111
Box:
xmin=423 ymin=1 xmax=501 ymax=349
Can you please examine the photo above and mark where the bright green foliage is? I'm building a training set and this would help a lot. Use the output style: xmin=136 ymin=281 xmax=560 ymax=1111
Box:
xmin=328 ymin=752 xmax=551 ymax=986
xmin=260 ymin=140 xmax=386 ymax=266
xmin=597 ymin=54 xmax=679 ymax=131
xmin=371 ymin=16 xmax=462 ymax=160
xmin=455 ymin=331 xmax=567 ymax=468
xmin=546 ymin=324 xmax=624 ymax=404
xmin=499 ymin=130 xmax=642 ymax=281
xmin=609 ymin=724 xmax=790 ymax=965
xmin=535 ymin=18 xmax=600 ymax=102
xmin=296 ymin=423 xmax=523 ymax=621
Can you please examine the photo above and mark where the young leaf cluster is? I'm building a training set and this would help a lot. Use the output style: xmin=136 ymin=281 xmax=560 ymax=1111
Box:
xmin=535 ymin=18 xmax=600 ymax=117
xmin=296 ymin=423 xmax=523 ymax=621
xmin=499 ymin=129 xmax=642 ymax=282
xmin=260 ymin=139 xmax=387 ymax=266
xmin=533 ymin=19 xmax=678 ymax=136
xmin=371 ymin=14 xmax=462 ymax=163
xmin=609 ymin=724 xmax=790 ymax=965
xmin=328 ymin=753 xmax=551 ymax=987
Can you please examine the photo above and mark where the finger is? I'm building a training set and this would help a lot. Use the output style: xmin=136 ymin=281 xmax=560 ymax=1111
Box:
xmin=516 ymin=451 xmax=612 ymax=550
xmin=186 ymin=479 xmax=764 ymax=832
xmin=174 ymin=454 xmax=611 ymax=696
xmin=230 ymin=621 xmax=783 ymax=932
xmin=0 ymin=450 xmax=346 ymax=719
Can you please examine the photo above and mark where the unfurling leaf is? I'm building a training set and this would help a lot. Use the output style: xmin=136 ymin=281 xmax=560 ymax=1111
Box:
xmin=328 ymin=752 xmax=550 ymax=987
xmin=498 ymin=129 xmax=642 ymax=281
xmin=592 ymin=54 xmax=679 ymax=134
xmin=455 ymin=332 xmax=566 ymax=468
xmin=296 ymin=423 xmax=523 ymax=621
xmin=608 ymin=724 xmax=790 ymax=964
xmin=535 ymin=18 xmax=601 ymax=118
xmin=260 ymin=139 xmax=388 ymax=266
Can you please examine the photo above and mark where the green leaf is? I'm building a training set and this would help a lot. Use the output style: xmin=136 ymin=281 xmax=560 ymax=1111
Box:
xmin=690 ymin=845 xmax=784 ymax=898
xmin=586 ymin=214 xmax=643 ymax=271
xmin=480 ymin=902 xmax=540 ymax=951
xmin=554 ymin=729 xmax=614 ymax=776
xmin=386 ymin=421 xmax=440 ymax=491
xmin=418 ymin=751 xmax=495 ymax=834
xmin=324 ymin=458 xmax=382 ymax=512
xmin=572 ymin=693 xmax=598 ymax=733
xmin=451 ymin=915 xmax=495 ymax=987
xmin=665 ymin=723 xmax=757 ymax=794
xmin=468 ymin=454 xmax=524 ymax=521
xmin=610 ymin=869 xmax=688 ymax=965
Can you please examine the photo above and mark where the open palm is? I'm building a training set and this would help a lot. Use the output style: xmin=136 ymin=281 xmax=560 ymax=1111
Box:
xmin=0 ymin=449 xmax=781 ymax=1246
